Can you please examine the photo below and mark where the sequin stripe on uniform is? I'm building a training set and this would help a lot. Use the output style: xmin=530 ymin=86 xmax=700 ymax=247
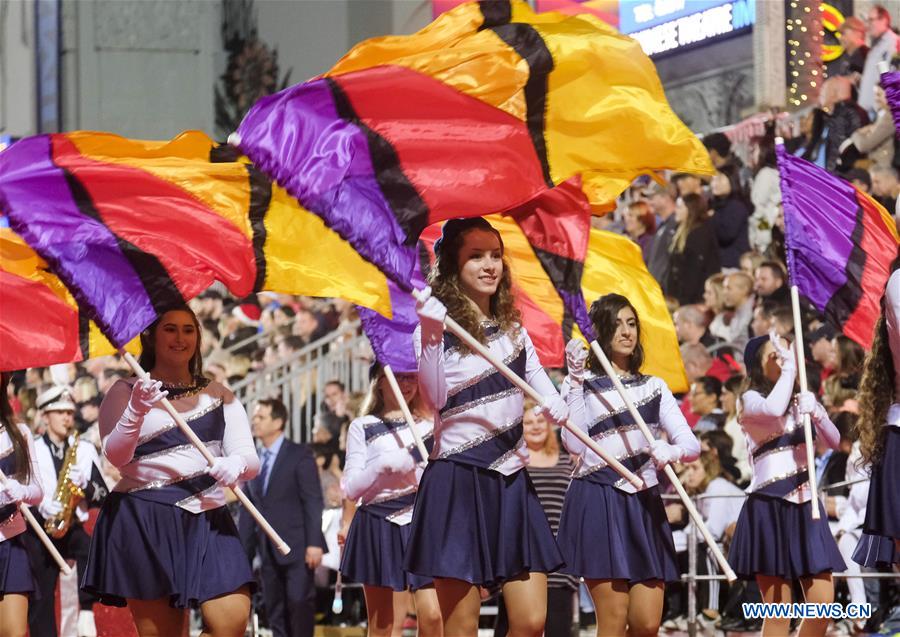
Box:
xmin=586 ymin=393 xmax=662 ymax=439
xmin=0 ymin=503 xmax=17 ymax=522
xmin=576 ymin=451 xmax=652 ymax=485
xmin=135 ymin=398 xmax=224 ymax=445
xmin=755 ymin=468 xmax=810 ymax=498
xmin=133 ymin=401 xmax=226 ymax=457
xmin=440 ymin=349 xmax=525 ymax=419
xmin=442 ymin=321 xmax=503 ymax=356
xmin=125 ymin=472 xmax=218 ymax=505
xmin=128 ymin=441 xmax=222 ymax=465
xmin=439 ymin=418 xmax=524 ymax=469
xmin=363 ymin=491 xmax=417 ymax=519
xmin=583 ymin=373 xmax=653 ymax=394
xmin=752 ymin=427 xmax=809 ymax=462
xmin=447 ymin=339 xmax=525 ymax=398
xmin=363 ymin=418 xmax=409 ymax=443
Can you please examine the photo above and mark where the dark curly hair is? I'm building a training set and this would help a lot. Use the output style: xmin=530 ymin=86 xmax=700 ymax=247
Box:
xmin=429 ymin=218 xmax=520 ymax=356
xmin=585 ymin=294 xmax=644 ymax=376
xmin=857 ymin=255 xmax=900 ymax=464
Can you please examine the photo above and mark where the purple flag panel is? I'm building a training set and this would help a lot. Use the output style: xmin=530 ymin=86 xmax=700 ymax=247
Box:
xmin=357 ymin=255 xmax=427 ymax=373
xmin=882 ymin=71 xmax=900 ymax=138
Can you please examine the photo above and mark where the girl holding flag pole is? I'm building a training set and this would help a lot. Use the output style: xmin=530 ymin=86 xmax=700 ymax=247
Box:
xmin=339 ymin=362 xmax=441 ymax=637
xmin=83 ymin=305 xmax=260 ymax=636
xmin=0 ymin=372 xmax=44 ymax=637
xmin=728 ymin=331 xmax=844 ymax=636
xmin=556 ymin=294 xmax=700 ymax=637
xmin=406 ymin=217 xmax=567 ymax=637
xmin=853 ymin=257 xmax=900 ymax=567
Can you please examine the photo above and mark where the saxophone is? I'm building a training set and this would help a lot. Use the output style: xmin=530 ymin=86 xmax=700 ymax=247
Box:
xmin=44 ymin=431 xmax=85 ymax=538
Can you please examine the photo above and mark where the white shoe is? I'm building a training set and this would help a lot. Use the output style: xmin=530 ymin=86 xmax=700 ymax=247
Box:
xmin=77 ymin=610 xmax=97 ymax=637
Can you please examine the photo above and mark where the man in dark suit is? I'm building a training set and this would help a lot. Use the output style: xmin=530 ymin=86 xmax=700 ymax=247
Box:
xmin=240 ymin=398 xmax=326 ymax=637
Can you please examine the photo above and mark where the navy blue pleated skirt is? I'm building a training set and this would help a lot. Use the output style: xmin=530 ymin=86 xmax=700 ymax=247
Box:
xmin=863 ymin=426 xmax=900 ymax=540
xmin=852 ymin=532 xmax=899 ymax=567
xmin=82 ymin=493 xmax=255 ymax=608
xmin=403 ymin=459 xmax=564 ymax=586
xmin=341 ymin=505 xmax=432 ymax=592
xmin=556 ymin=479 xmax=679 ymax=583
xmin=729 ymin=493 xmax=846 ymax=580
xmin=0 ymin=534 xmax=36 ymax=599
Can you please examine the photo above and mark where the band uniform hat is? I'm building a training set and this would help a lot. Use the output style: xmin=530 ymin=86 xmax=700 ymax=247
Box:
xmin=37 ymin=385 xmax=76 ymax=412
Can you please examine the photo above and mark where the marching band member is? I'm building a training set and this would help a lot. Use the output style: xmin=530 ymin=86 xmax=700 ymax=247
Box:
xmin=854 ymin=262 xmax=900 ymax=567
xmin=29 ymin=384 xmax=106 ymax=637
xmin=556 ymin=294 xmax=700 ymax=637
xmin=340 ymin=364 xmax=440 ymax=637
xmin=0 ymin=372 xmax=43 ymax=637
xmin=405 ymin=218 xmax=567 ymax=637
xmin=83 ymin=305 xmax=260 ymax=636
xmin=729 ymin=332 xmax=845 ymax=636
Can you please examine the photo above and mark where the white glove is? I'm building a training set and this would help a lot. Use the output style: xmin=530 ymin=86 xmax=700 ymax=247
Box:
xmin=208 ymin=455 xmax=247 ymax=488
xmin=415 ymin=287 xmax=447 ymax=341
xmin=797 ymin=391 xmax=818 ymax=416
xmin=0 ymin=479 xmax=27 ymax=507
xmin=565 ymin=338 xmax=588 ymax=383
xmin=128 ymin=378 xmax=168 ymax=417
xmin=647 ymin=439 xmax=684 ymax=470
xmin=769 ymin=330 xmax=796 ymax=374
xmin=39 ymin=499 xmax=63 ymax=519
xmin=377 ymin=449 xmax=416 ymax=475
xmin=68 ymin=464 xmax=89 ymax=490
xmin=535 ymin=394 xmax=568 ymax=425
xmin=77 ymin=610 xmax=97 ymax=637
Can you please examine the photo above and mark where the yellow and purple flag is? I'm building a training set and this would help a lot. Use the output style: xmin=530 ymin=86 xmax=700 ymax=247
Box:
xmin=777 ymin=143 xmax=899 ymax=348
xmin=231 ymin=0 xmax=712 ymax=289
xmin=0 ymin=131 xmax=392 ymax=358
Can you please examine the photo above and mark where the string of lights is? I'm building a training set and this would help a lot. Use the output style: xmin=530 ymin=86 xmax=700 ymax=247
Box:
xmin=787 ymin=0 xmax=825 ymax=107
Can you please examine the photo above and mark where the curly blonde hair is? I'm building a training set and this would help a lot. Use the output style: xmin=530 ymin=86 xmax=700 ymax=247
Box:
xmin=429 ymin=218 xmax=521 ymax=356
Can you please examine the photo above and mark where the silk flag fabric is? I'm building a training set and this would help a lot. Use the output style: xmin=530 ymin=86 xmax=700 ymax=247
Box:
xmin=0 ymin=227 xmax=140 ymax=370
xmin=356 ymin=258 xmax=427 ymax=374
xmin=777 ymin=144 xmax=900 ymax=348
xmin=0 ymin=131 xmax=391 ymax=350
xmin=883 ymin=71 xmax=900 ymax=138
xmin=231 ymin=0 xmax=713 ymax=289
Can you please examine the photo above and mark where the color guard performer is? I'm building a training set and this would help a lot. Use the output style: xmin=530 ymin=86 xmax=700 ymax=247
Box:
xmin=853 ymin=261 xmax=900 ymax=567
xmin=556 ymin=294 xmax=700 ymax=637
xmin=83 ymin=306 xmax=260 ymax=636
xmin=339 ymin=364 xmax=441 ymax=636
xmin=729 ymin=332 xmax=845 ymax=636
xmin=0 ymin=372 xmax=43 ymax=637
xmin=404 ymin=217 xmax=568 ymax=637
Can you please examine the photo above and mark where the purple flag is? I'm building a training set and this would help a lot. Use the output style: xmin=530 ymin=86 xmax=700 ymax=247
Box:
xmin=357 ymin=254 xmax=426 ymax=373
xmin=777 ymin=143 xmax=899 ymax=347
xmin=882 ymin=71 xmax=900 ymax=138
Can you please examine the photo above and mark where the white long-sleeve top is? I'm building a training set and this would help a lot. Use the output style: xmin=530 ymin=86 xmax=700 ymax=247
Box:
xmin=740 ymin=363 xmax=840 ymax=504
xmin=34 ymin=433 xmax=103 ymax=525
xmin=0 ymin=424 xmax=43 ymax=542
xmin=561 ymin=372 xmax=700 ymax=493
xmin=341 ymin=415 xmax=433 ymax=525
xmin=98 ymin=378 xmax=259 ymax=513
xmin=835 ymin=442 xmax=869 ymax=536
xmin=886 ymin=270 xmax=900 ymax=429
xmin=692 ymin=477 xmax=745 ymax=541
xmin=416 ymin=323 xmax=556 ymax=475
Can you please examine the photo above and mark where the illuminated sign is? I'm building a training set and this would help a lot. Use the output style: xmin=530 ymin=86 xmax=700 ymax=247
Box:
xmin=620 ymin=0 xmax=755 ymax=56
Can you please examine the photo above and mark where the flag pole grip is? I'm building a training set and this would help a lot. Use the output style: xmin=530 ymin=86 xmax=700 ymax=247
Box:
xmin=0 ymin=469 xmax=72 ymax=575
xmin=383 ymin=365 xmax=430 ymax=462
xmin=410 ymin=289 xmax=644 ymax=489
xmin=587 ymin=341 xmax=737 ymax=582
xmin=120 ymin=352 xmax=291 ymax=555
xmin=790 ymin=286 xmax=820 ymax=520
